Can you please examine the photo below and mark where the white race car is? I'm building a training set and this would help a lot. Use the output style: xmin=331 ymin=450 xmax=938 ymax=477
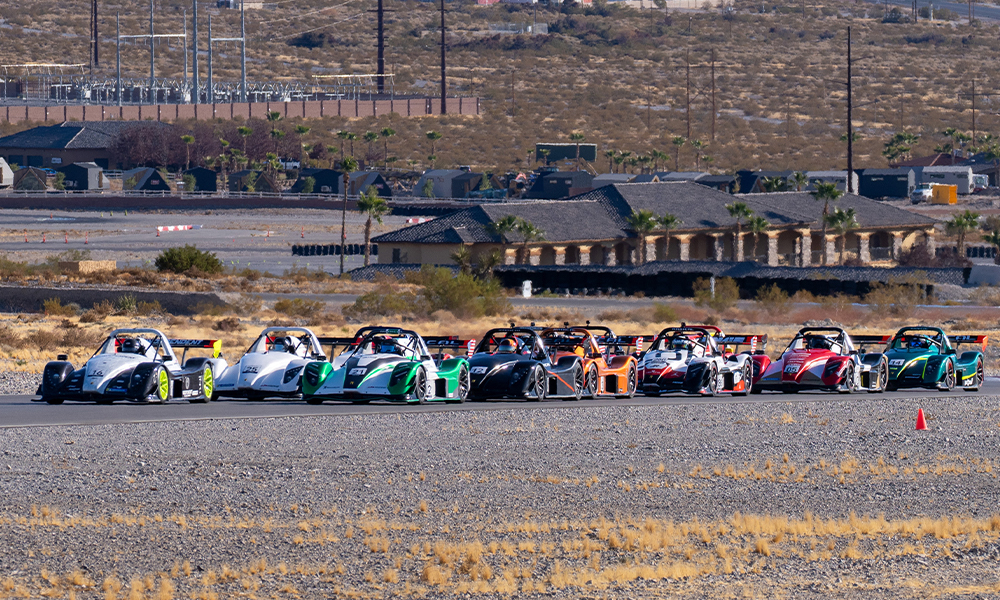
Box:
xmin=212 ymin=327 xmax=332 ymax=400
xmin=37 ymin=329 xmax=224 ymax=404
xmin=638 ymin=325 xmax=766 ymax=396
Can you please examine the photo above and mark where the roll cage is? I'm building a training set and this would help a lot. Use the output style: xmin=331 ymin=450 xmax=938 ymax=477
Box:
xmin=93 ymin=329 xmax=176 ymax=363
xmin=245 ymin=327 xmax=326 ymax=359
xmin=475 ymin=328 xmax=548 ymax=361
xmin=540 ymin=327 xmax=602 ymax=358
xmin=889 ymin=327 xmax=948 ymax=352
xmin=648 ymin=327 xmax=719 ymax=355
xmin=785 ymin=327 xmax=853 ymax=355
xmin=346 ymin=327 xmax=429 ymax=361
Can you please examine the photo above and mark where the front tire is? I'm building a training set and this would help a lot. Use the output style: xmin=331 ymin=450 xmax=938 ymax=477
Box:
xmin=734 ymin=363 xmax=752 ymax=397
xmin=527 ymin=365 xmax=547 ymax=402
xmin=45 ymin=397 xmax=65 ymax=405
xmin=702 ymin=363 xmax=718 ymax=397
xmin=584 ymin=364 xmax=599 ymax=399
xmin=305 ymin=397 xmax=323 ymax=405
xmin=190 ymin=366 xmax=214 ymax=404
xmin=838 ymin=363 xmax=856 ymax=394
xmin=414 ymin=367 xmax=432 ymax=404
xmin=569 ymin=363 xmax=584 ymax=400
xmin=939 ymin=360 xmax=955 ymax=392
xmin=450 ymin=364 xmax=469 ymax=404
xmin=152 ymin=366 xmax=170 ymax=403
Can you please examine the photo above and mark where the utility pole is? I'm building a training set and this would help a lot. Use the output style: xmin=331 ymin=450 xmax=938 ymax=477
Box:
xmin=207 ymin=14 xmax=213 ymax=103
xmin=899 ymin=96 xmax=904 ymax=131
xmin=370 ymin=0 xmax=390 ymax=93
xmin=149 ymin=0 xmax=155 ymax=104
xmin=685 ymin=50 xmax=691 ymax=139
xmin=183 ymin=9 xmax=188 ymax=98
xmin=846 ymin=25 xmax=854 ymax=194
xmin=972 ymin=78 xmax=977 ymax=147
xmin=240 ymin=0 xmax=247 ymax=103
xmin=510 ymin=70 xmax=515 ymax=117
xmin=192 ymin=0 xmax=199 ymax=104
xmin=91 ymin=0 xmax=99 ymax=70
xmin=116 ymin=12 xmax=121 ymax=106
xmin=440 ymin=0 xmax=447 ymax=114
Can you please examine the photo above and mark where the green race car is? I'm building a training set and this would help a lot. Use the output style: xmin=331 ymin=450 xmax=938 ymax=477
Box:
xmin=302 ymin=327 xmax=470 ymax=404
xmin=877 ymin=326 xmax=986 ymax=392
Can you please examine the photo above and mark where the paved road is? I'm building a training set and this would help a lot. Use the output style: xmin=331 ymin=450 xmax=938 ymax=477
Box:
xmin=2 ymin=379 xmax=995 ymax=428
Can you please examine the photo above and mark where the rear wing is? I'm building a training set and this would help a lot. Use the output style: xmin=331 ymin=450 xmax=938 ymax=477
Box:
xmin=168 ymin=339 xmax=222 ymax=359
xmin=316 ymin=336 xmax=362 ymax=358
xmin=949 ymin=334 xmax=988 ymax=352
xmin=718 ymin=334 xmax=767 ymax=354
xmin=853 ymin=335 xmax=891 ymax=350
xmin=597 ymin=334 xmax=655 ymax=354
xmin=423 ymin=337 xmax=475 ymax=356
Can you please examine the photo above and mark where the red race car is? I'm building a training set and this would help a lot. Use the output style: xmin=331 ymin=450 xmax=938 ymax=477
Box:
xmin=753 ymin=327 xmax=889 ymax=393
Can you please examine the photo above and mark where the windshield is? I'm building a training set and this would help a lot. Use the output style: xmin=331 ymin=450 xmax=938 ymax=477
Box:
xmin=785 ymin=332 xmax=844 ymax=355
xmin=476 ymin=330 xmax=543 ymax=358
xmin=542 ymin=329 xmax=597 ymax=358
xmin=246 ymin=330 xmax=318 ymax=358
xmin=350 ymin=330 xmax=422 ymax=359
xmin=94 ymin=332 xmax=170 ymax=361
xmin=891 ymin=333 xmax=943 ymax=352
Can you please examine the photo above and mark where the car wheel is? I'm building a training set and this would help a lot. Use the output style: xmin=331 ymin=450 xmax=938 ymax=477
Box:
xmin=45 ymin=397 xmax=65 ymax=405
xmin=584 ymin=364 xmax=600 ymax=399
xmin=414 ymin=367 xmax=432 ymax=404
xmin=152 ymin=366 xmax=170 ymax=403
xmin=966 ymin=357 xmax=984 ymax=391
xmin=305 ymin=397 xmax=324 ymax=405
xmin=524 ymin=365 xmax=546 ymax=402
xmin=191 ymin=365 xmax=213 ymax=404
xmin=734 ymin=363 xmax=752 ymax=397
xmin=838 ymin=363 xmax=856 ymax=394
xmin=885 ymin=381 xmax=899 ymax=392
xmin=569 ymin=363 xmax=584 ymax=401
xmin=702 ymin=364 xmax=718 ymax=397
xmin=869 ymin=358 xmax=888 ymax=394
xmin=939 ymin=361 xmax=955 ymax=392
xmin=449 ymin=364 xmax=469 ymax=404
xmin=616 ymin=363 xmax=637 ymax=399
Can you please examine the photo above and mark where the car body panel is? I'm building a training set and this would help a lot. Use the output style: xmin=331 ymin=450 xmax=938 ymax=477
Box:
xmin=637 ymin=326 xmax=765 ymax=395
xmin=873 ymin=327 xmax=986 ymax=390
xmin=213 ymin=327 xmax=327 ymax=399
xmin=754 ymin=327 xmax=887 ymax=393
xmin=466 ymin=328 xmax=583 ymax=400
xmin=543 ymin=326 xmax=638 ymax=397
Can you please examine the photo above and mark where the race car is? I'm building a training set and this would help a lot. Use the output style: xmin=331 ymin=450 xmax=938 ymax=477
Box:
xmin=874 ymin=327 xmax=986 ymax=392
xmin=37 ymin=329 xmax=224 ymax=404
xmin=212 ymin=327 xmax=331 ymax=400
xmin=301 ymin=327 xmax=469 ymax=404
xmin=541 ymin=326 xmax=638 ymax=398
xmin=465 ymin=327 xmax=585 ymax=401
xmin=753 ymin=327 xmax=889 ymax=393
xmin=637 ymin=326 xmax=765 ymax=396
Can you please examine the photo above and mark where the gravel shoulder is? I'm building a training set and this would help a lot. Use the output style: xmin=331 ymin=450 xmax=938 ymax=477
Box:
xmin=2 ymin=396 xmax=1000 ymax=598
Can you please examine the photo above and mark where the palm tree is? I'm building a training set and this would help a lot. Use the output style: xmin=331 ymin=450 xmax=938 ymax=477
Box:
xmin=824 ymin=207 xmax=859 ymax=264
xmin=627 ymin=209 xmax=659 ymax=265
xmin=326 ymin=145 xmax=338 ymax=169
xmin=659 ymin=212 xmax=681 ymax=260
xmin=569 ymin=132 xmax=586 ymax=170
xmin=237 ymin=126 xmax=253 ymax=155
xmin=947 ymin=209 xmax=980 ymax=260
xmin=514 ymin=218 xmax=545 ymax=265
xmin=651 ymin=149 xmax=668 ymax=173
xmin=489 ymin=215 xmax=519 ymax=264
xmin=336 ymin=130 xmax=351 ymax=158
xmin=812 ymin=181 xmax=843 ymax=265
xmin=451 ymin=246 xmax=473 ymax=275
xmin=790 ymin=171 xmax=808 ymax=192
xmin=671 ymin=136 xmax=686 ymax=171
xmin=604 ymin=149 xmax=616 ymax=173
xmin=270 ymin=129 xmax=286 ymax=156
xmin=294 ymin=125 xmax=311 ymax=166
xmin=761 ymin=176 xmax=786 ymax=193
xmin=746 ymin=215 xmax=770 ymax=262
xmin=984 ymin=229 xmax=1000 ymax=265
xmin=346 ymin=132 xmax=358 ymax=157
xmin=266 ymin=111 xmax=282 ymax=152
xmin=380 ymin=127 xmax=396 ymax=168
xmin=180 ymin=134 xmax=195 ymax=171
xmin=613 ymin=153 xmax=626 ymax=174
xmin=538 ymin=148 xmax=550 ymax=166
xmin=690 ymin=139 xmax=706 ymax=171
xmin=338 ymin=155 xmax=359 ymax=275
xmin=726 ymin=201 xmax=754 ymax=261
xmin=426 ymin=131 xmax=443 ymax=161
xmin=357 ymin=185 xmax=390 ymax=267
xmin=363 ymin=131 xmax=379 ymax=161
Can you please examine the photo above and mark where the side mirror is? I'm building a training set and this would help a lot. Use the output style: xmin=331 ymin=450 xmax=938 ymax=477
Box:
xmin=57 ymin=354 xmax=68 ymax=361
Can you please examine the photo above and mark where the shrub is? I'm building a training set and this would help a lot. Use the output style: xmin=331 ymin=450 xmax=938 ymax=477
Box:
xmin=154 ymin=245 xmax=224 ymax=275
xmin=231 ymin=293 xmax=263 ymax=314
xmin=43 ymin=298 xmax=77 ymax=316
xmin=136 ymin=300 xmax=163 ymax=315
xmin=652 ymin=302 xmax=677 ymax=323
xmin=213 ymin=316 xmax=244 ymax=332
xmin=182 ymin=173 xmax=196 ymax=192
xmin=755 ymin=284 xmax=789 ymax=317
xmin=25 ymin=329 xmax=61 ymax=352
xmin=408 ymin=266 xmax=511 ymax=319
xmin=301 ymin=176 xmax=315 ymax=194
xmin=115 ymin=294 xmax=138 ymax=314
xmin=693 ymin=277 xmax=740 ymax=313
xmin=274 ymin=298 xmax=327 ymax=318
xmin=342 ymin=286 xmax=420 ymax=320
xmin=864 ymin=282 xmax=923 ymax=318
xmin=60 ymin=327 xmax=102 ymax=348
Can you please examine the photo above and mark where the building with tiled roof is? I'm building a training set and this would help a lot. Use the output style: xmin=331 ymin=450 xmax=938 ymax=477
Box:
xmin=373 ymin=182 xmax=937 ymax=268
xmin=0 ymin=121 xmax=171 ymax=170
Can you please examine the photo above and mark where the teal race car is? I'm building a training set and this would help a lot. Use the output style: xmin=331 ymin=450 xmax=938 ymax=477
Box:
xmin=302 ymin=327 xmax=470 ymax=404
xmin=875 ymin=327 xmax=987 ymax=392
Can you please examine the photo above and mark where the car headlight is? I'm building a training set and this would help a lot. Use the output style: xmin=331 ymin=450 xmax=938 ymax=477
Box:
xmin=283 ymin=366 xmax=304 ymax=384
xmin=304 ymin=364 xmax=321 ymax=386
xmin=511 ymin=369 xmax=524 ymax=384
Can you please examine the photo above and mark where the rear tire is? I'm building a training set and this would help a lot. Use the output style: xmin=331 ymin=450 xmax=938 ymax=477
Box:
xmin=965 ymin=357 xmax=984 ymax=391
xmin=45 ymin=397 xmax=64 ymax=405
xmin=838 ymin=363 xmax=856 ymax=394
xmin=190 ymin=366 xmax=214 ymax=404
xmin=939 ymin=361 xmax=955 ymax=392
xmin=616 ymin=363 xmax=637 ymax=399
xmin=734 ymin=363 xmax=752 ymax=397
xmin=305 ymin=397 xmax=323 ymax=405
xmin=449 ymin=364 xmax=469 ymax=404
xmin=868 ymin=359 xmax=888 ymax=394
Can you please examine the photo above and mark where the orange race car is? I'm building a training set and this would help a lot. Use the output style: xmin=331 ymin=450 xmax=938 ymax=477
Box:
xmin=540 ymin=325 xmax=638 ymax=398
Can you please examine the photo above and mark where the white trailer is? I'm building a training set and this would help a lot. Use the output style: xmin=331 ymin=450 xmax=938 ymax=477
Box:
xmin=921 ymin=166 xmax=974 ymax=194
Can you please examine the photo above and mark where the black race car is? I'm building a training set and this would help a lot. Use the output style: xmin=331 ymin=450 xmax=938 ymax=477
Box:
xmin=466 ymin=327 xmax=585 ymax=401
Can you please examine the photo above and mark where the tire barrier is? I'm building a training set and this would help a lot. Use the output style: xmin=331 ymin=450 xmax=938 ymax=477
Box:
xmin=291 ymin=244 xmax=377 ymax=257
xmin=966 ymin=246 xmax=997 ymax=259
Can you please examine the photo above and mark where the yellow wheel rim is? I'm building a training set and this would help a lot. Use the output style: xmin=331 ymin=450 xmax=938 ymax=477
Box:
xmin=203 ymin=366 xmax=214 ymax=399
xmin=157 ymin=369 xmax=169 ymax=400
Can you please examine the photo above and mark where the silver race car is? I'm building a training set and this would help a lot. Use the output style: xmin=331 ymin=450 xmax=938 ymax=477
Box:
xmin=212 ymin=327 xmax=331 ymax=400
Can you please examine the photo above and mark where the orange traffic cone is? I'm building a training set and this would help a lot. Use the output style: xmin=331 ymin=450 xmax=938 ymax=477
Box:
xmin=916 ymin=409 xmax=927 ymax=431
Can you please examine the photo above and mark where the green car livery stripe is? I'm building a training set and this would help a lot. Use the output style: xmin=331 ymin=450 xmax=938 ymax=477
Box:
xmin=343 ymin=357 xmax=399 ymax=389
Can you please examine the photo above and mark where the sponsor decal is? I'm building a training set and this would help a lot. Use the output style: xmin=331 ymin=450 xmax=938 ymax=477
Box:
xmin=90 ymin=370 xmax=104 ymax=377
xmin=471 ymin=366 xmax=488 ymax=374
xmin=889 ymin=359 xmax=905 ymax=366
xmin=242 ymin=365 xmax=259 ymax=373
xmin=636 ymin=338 xmax=643 ymax=352
xmin=349 ymin=367 xmax=366 ymax=376
xmin=784 ymin=364 xmax=800 ymax=374
xmin=750 ymin=336 xmax=757 ymax=353
xmin=467 ymin=339 xmax=476 ymax=355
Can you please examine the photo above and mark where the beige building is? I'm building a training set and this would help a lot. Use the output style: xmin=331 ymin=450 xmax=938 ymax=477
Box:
xmin=374 ymin=182 xmax=937 ymax=267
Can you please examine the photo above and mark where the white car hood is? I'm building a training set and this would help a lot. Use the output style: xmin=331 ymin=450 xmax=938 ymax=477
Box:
xmin=83 ymin=354 xmax=146 ymax=393
xmin=236 ymin=353 xmax=300 ymax=388
xmin=642 ymin=350 xmax=693 ymax=371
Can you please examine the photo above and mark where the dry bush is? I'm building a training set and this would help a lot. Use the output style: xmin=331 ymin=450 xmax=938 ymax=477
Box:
xmin=755 ymin=284 xmax=790 ymax=318
xmin=969 ymin=285 xmax=1000 ymax=307
xmin=865 ymin=283 xmax=923 ymax=319
xmin=213 ymin=317 xmax=245 ymax=332
xmin=42 ymin=298 xmax=77 ymax=317
xmin=24 ymin=329 xmax=62 ymax=352
xmin=274 ymin=298 xmax=327 ymax=318
xmin=60 ymin=327 xmax=103 ymax=348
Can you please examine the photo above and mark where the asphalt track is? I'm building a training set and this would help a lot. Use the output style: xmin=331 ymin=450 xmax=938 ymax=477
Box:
xmin=2 ymin=378 xmax=997 ymax=428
